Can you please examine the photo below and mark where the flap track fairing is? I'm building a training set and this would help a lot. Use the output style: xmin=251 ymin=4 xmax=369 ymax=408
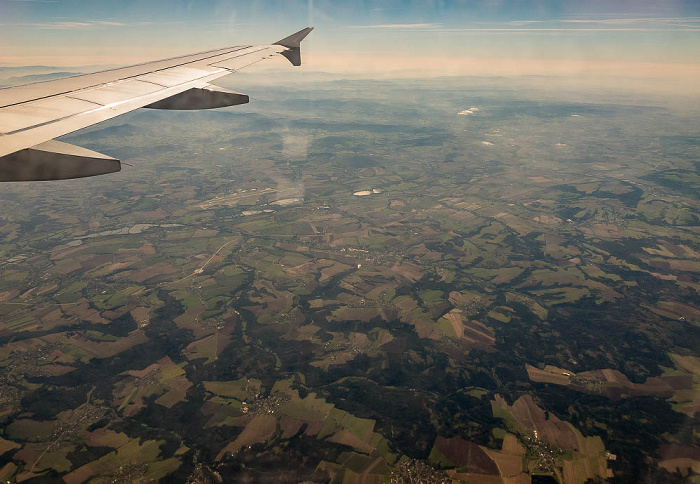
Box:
xmin=143 ymin=85 xmax=249 ymax=110
xmin=0 ymin=140 xmax=120 ymax=182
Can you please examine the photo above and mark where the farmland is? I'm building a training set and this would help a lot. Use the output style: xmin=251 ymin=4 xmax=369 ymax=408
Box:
xmin=0 ymin=72 xmax=698 ymax=482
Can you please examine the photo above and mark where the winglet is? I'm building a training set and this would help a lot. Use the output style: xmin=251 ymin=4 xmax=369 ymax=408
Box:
xmin=274 ymin=27 xmax=313 ymax=66
xmin=275 ymin=27 xmax=314 ymax=49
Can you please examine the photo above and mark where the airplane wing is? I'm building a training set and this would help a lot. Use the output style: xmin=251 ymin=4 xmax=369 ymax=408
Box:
xmin=0 ymin=27 xmax=313 ymax=182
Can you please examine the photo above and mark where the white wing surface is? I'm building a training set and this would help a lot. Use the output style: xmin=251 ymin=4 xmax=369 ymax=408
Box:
xmin=0 ymin=27 xmax=313 ymax=181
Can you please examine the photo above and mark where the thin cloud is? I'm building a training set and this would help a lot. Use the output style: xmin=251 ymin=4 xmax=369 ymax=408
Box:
xmin=561 ymin=17 xmax=700 ymax=24
xmin=507 ymin=20 xmax=548 ymax=25
xmin=93 ymin=21 xmax=124 ymax=26
xmin=133 ymin=21 xmax=184 ymax=26
xmin=346 ymin=23 xmax=441 ymax=29
xmin=32 ymin=22 xmax=92 ymax=29
xmin=431 ymin=27 xmax=700 ymax=32
xmin=506 ymin=17 xmax=700 ymax=30
xmin=26 ymin=20 xmax=125 ymax=30
xmin=345 ymin=19 xmax=699 ymax=33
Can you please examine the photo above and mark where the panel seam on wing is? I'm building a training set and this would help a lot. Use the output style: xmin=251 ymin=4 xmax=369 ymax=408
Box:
xmin=0 ymin=45 xmax=253 ymax=110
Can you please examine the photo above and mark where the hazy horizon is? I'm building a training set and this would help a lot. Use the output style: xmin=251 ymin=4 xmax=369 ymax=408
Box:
xmin=1 ymin=0 xmax=699 ymax=95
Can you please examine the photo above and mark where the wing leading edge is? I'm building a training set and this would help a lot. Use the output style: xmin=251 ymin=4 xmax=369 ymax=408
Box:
xmin=0 ymin=27 xmax=313 ymax=182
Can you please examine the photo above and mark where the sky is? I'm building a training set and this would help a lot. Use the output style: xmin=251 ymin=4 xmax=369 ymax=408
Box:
xmin=1 ymin=0 xmax=699 ymax=91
